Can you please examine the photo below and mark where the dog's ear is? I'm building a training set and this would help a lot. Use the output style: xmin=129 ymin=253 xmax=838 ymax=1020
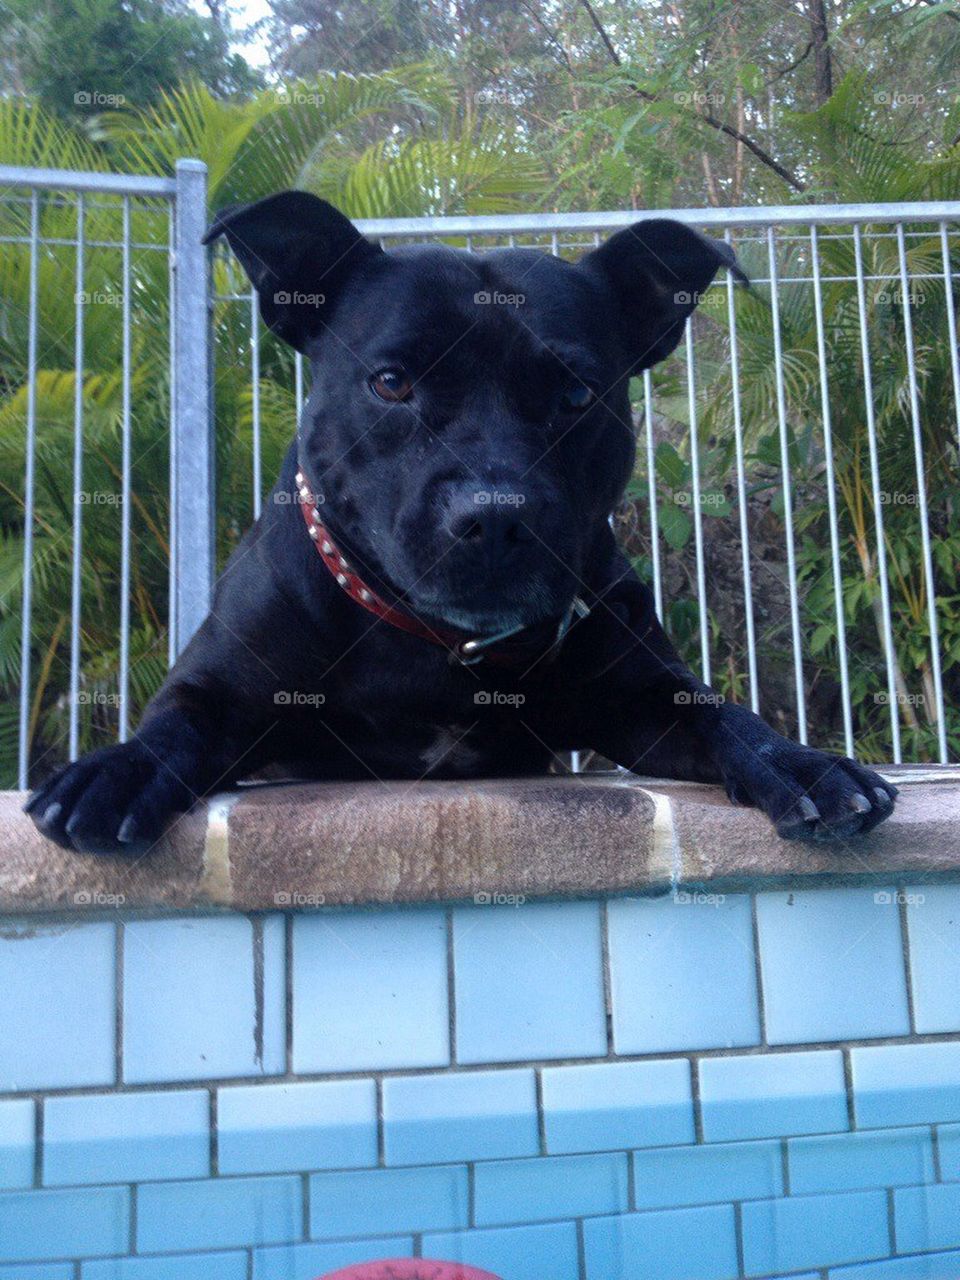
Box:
xmin=583 ymin=219 xmax=743 ymax=372
xmin=203 ymin=191 xmax=381 ymax=353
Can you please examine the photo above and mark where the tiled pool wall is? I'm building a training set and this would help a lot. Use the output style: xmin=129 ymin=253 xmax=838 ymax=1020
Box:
xmin=3 ymin=885 xmax=960 ymax=1278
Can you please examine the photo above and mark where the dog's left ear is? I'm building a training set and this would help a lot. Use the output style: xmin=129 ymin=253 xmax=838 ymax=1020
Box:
xmin=583 ymin=219 xmax=743 ymax=372
xmin=203 ymin=191 xmax=381 ymax=352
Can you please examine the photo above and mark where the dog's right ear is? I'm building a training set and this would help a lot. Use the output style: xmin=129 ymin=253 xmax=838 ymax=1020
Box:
xmin=203 ymin=191 xmax=381 ymax=353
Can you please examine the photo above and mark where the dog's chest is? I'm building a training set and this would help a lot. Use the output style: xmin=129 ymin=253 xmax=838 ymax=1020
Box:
xmin=419 ymin=723 xmax=486 ymax=776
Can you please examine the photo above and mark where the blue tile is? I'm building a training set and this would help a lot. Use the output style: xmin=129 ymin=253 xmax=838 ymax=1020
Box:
xmin=831 ymin=1251 xmax=960 ymax=1278
xmin=253 ymin=1239 xmax=414 ymax=1280
xmin=632 ymin=1139 xmax=782 ymax=1209
xmin=936 ymin=1123 xmax=960 ymax=1179
xmin=541 ymin=1059 xmax=694 ymax=1154
xmin=583 ymin=1204 xmax=738 ymax=1280
xmin=0 ymin=1100 xmax=33 ymax=1189
xmin=474 ymin=1152 xmax=628 ymax=1225
xmin=218 ymin=1079 xmax=377 ymax=1174
xmin=788 ymin=1127 xmax=935 ymax=1193
xmin=742 ymin=1189 xmax=890 ymax=1274
xmin=424 ymin=1221 xmax=579 ymax=1280
xmin=82 ymin=1254 xmax=246 ymax=1280
xmin=607 ymin=894 xmax=760 ymax=1053
xmin=852 ymin=1043 xmax=960 ymax=1127
xmin=293 ymin=909 xmax=448 ymax=1072
xmin=0 ymin=922 xmax=115 ymax=1091
xmin=0 ymin=1186 xmax=129 ymax=1261
xmin=260 ymin=915 xmax=287 ymax=1075
xmin=383 ymin=1069 xmax=538 ymax=1165
xmin=124 ymin=918 xmax=282 ymax=1083
xmin=310 ymin=1165 xmax=468 ymax=1237
xmin=0 ymin=1267 xmax=73 ymax=1280
xmin=44 ymin=1089 xmax=209 ymax=1185
xmin=452 ymin=901 xmax=606 ymax=1063
xmin=137 ymin=1174 xmax=302 ymax=1251
xmin=905 ymin=886 xmax=960 ymax=1033
xmin=700 ymin=1049 xmax=848 ymax=1141
xmin=756 ymin=888 xmax=909 ymax=1044
xmin=895 ymin=1184 xmax=960 ymax=1253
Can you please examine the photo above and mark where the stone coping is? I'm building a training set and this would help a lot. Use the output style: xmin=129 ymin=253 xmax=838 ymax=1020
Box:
xmin=3 ymin=766 xmax=960 ymax=914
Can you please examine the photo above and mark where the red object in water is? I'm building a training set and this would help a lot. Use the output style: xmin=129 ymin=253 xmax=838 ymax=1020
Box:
xmin=320 ymin=1262 xmax=503 ymax=1280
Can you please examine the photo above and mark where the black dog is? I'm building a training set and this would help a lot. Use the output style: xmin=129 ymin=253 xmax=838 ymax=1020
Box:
xmin=26 ymin=192 xmax=897 ymax=854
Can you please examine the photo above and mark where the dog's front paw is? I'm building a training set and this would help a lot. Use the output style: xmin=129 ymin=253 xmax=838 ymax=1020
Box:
xmin=724 ymin=742 xmax=898 ymax=842
xmin=24 ymin=740 xmax=193 ymax=856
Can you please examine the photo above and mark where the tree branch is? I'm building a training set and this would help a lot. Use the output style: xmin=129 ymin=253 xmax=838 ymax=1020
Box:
xmin=575 ymin=0 xmax=807 ymax=192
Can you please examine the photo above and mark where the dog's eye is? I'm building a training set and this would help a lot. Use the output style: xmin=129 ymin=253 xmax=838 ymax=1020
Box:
xmin=562 ymin=383 xmax=595 ymax=411
xmin=370 ymin=368 xmax=414 ymax=402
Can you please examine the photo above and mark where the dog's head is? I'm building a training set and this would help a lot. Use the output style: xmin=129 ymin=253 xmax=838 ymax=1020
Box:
xmin=206 ymin=192 xmax=736 ymax=634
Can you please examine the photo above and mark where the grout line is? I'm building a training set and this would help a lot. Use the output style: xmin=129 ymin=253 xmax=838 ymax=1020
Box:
xmin=886 ymin=1185 xmax=897 ymax=1253
xmin=467 ymin=1160 xmax=476 ymax=1228
xmin=750 ymin=894 xmax=768 ymax=1048
xmin=376 ymin=1076 xmax=386 ymax=1168
xmin=446 ymin=907 xmax=457 ymax=1066
xmin=899 ymin=886 xmax=918 ymax=1036
xmin=734 ymin=1200 xmax=745 ymax=1278
xmin=535 ymin=1068 xmax=548 ymax=1157
xmin=780 ymin=1137 xmax=790 ymax=1196
xmin=115 ymin=921 xmax=125 ymax=1085
xmin=691 ymin=1056 xmax=705 ymax=1144
xmin=624 ymin=1146 xmax=636 ymax=1212
xmin=600 ymin=899 xmax=615 ymax=1057
xmin=932 ymin=1123 xmax=943 ymax=1182
xmin=412 ymin=1231 xmax=423 ymax=1258
xmin=209 ymin=1087 xmax=219 ymax=1177
xmin=129 ymin=1180 xmax=138 ymax=1255
xmin=301 ymin=1169 xmax=311 ymax=1241
xmin=576 ymin=1216 xmax=587 ymax=1280
xmin=251 ymin=914 xmax=265 ymax=1071
xmin=285 ymin=912 xmax=294 ymax=1076
xmin=842 ymin=1047 xmax=857 ymax=1130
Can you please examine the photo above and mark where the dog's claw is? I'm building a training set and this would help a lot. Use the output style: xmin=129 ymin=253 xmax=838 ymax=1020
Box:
xmin=874 ymin=787 xmax=893 ymax=807
xmin=799 ymin=796 xmax=820 ymax=822
xmin=850 ymin=792 xmax=872 ymax=813
xmin=40 ymin=802 xmax=62 ymax=832
xmin=117 ymin=815 xmax=138 ymax=844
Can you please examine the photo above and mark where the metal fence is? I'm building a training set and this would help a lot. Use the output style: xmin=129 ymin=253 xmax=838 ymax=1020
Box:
xmin=2 ymin=160 xmax=959 ymax=786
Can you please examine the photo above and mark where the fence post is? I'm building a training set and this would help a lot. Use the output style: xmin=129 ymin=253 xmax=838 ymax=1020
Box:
xmin=171 ymin=158 xmax=214 ymax=656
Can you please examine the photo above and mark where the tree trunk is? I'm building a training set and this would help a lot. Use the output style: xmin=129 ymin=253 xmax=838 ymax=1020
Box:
xmin=807 ymin=0 xmax=833 ymax=106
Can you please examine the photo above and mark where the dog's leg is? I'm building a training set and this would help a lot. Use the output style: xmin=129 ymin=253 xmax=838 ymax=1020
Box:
xmin=571 ymin=570 xmax=898 ymax=841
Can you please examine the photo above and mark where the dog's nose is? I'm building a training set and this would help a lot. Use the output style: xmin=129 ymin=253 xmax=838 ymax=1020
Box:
xmin=443 ymin=486 xmax=535 ymax=559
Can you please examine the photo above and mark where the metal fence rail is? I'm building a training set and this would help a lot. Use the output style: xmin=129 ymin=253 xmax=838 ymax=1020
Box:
xmin=2 ymin=160 xmax=959 ymax=785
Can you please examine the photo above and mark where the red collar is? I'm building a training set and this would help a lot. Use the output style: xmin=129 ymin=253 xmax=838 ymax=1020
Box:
xmin=295 ymin=468 xmax=587 ymax=665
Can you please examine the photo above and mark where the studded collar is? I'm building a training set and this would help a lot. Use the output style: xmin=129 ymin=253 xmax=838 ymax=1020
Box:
xmin=295 ymin=465 xmax=588 ymax=666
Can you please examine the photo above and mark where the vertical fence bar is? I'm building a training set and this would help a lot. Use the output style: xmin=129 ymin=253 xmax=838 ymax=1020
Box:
xmin=118 ymin=197 xmax=132 ymax=741
xmin=685 ymin=321 xmax=710 ymax=683
xmin=724 ymin=230 xmax=759 ymax=713
xmin=17 ymin=192 xmax=40 ymax=789
xmin=896 ymin=222 xmax=948 ymax=762
xmin=853 ymin=224 xmax=901 ymax=763
xmin=167 ymin=197 xmax=178 ymax=667
xmin=643 ymin=368 xmax=663 ymax=622
xmin=251 ymin=289 xmax=262 ymax=521
xmin=941 ymin=221 xmax=960 ymax=453
xmin=295 ymin=350 xmax=305 ymax=425
xmin=766 ymin=227 xmax=808 ymax=743
xmin=810 ymin=224 xmax=854 ymax=757
xmin=68 ymin=194 xmax=85 ymax=761
xmin=171 ymin=159 xmax=213 ymax=655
